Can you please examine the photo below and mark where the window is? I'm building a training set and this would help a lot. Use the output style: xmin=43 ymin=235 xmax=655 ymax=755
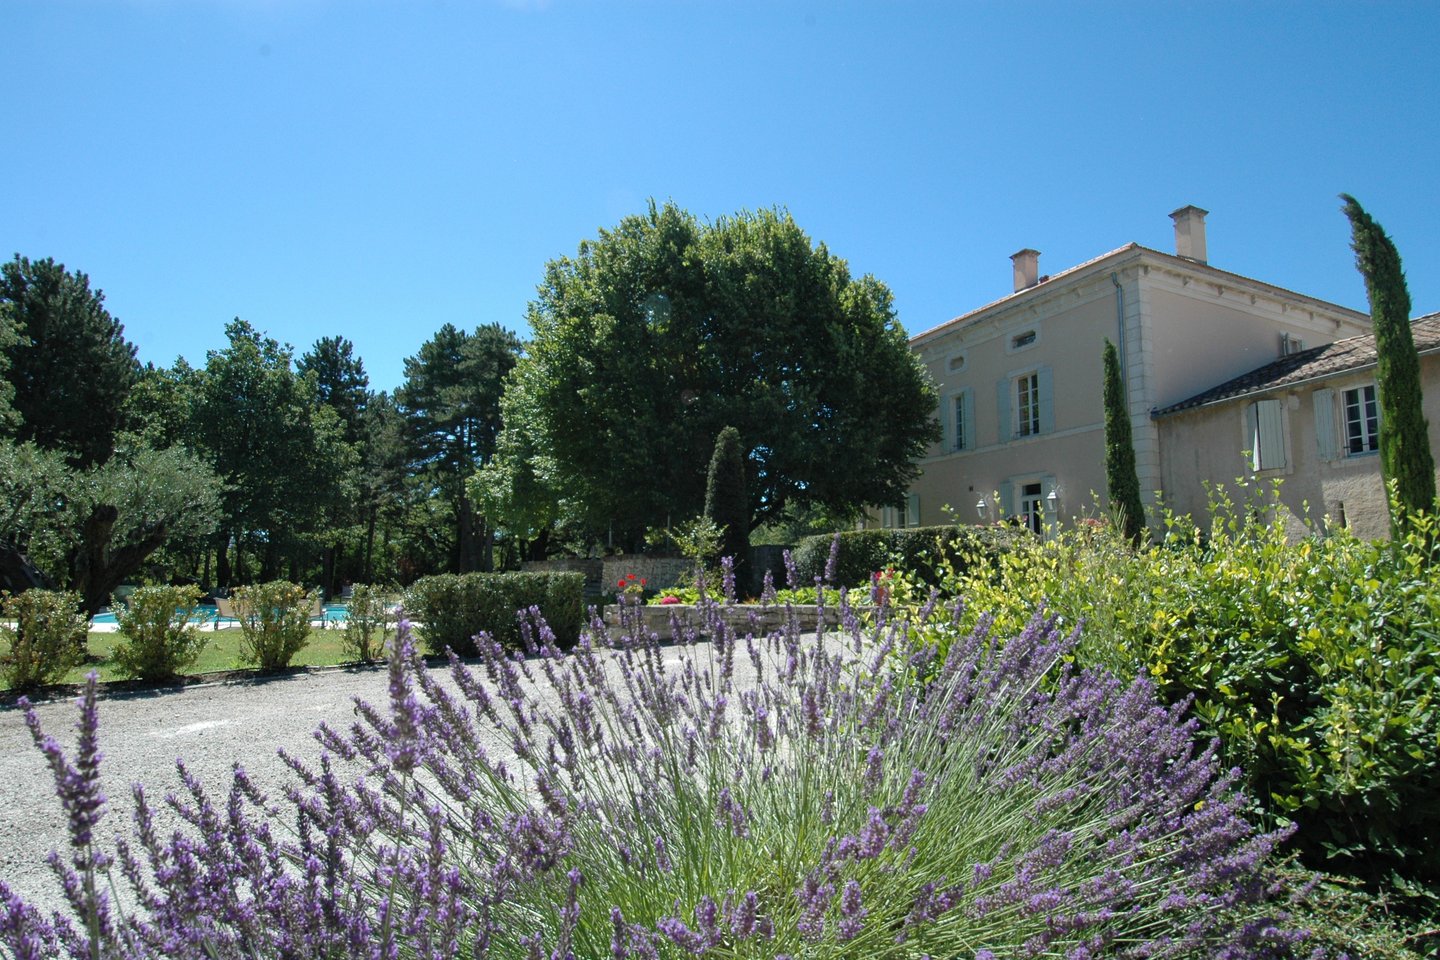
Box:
xmin=1343 ymin=385 xmax=1379 ymax=455
xmin=951 ymin=389 xmax=974 ymax=452
xmin=1019 ymin=481 xmax=1045 ymax=534
xmin=1247 ymin=398 xmax=1285 ymax=471
xmin=1016 ymin=372 xmax=1040 ymax=437
xmin=1011 ymin=329 xmax=1037 ymax=350
xmin=997 ymin=366 xmax=1052 ymax=442
xmin=882 ymin=495 xmax=921 ymax=529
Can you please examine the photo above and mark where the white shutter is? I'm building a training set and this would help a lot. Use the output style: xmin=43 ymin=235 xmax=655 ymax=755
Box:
xmin=906 ymin=493 xmax=921 ymax=528
xmin=1313 ymin=389 xmax=1338 ymax=461
xmin=1250 ymin=399 xmax=1286 ymax=470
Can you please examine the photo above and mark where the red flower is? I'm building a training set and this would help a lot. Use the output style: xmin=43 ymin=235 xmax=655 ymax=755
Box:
xmin=617 ymin=579 xmax=626 ymax=588
xmin=659 ymin=595 xmax=680 ymax=605
xmin=640 ymin=578 xmax=647 ymax=586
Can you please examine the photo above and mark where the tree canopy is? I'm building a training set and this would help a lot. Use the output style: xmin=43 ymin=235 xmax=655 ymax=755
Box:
xmin=0 ymin=254 xmax=140 ymax=465
xmin=189 ymin=319 xmax=354 ymax=583
xmin=485 ymin=202 xmax=938 ymax=548
xmin=397 ymin=323 xmax=522 ymax=572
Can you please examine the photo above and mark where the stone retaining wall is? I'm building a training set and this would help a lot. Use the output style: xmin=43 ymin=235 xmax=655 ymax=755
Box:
xmin=601 ymin=602 xmax=838 ymax=636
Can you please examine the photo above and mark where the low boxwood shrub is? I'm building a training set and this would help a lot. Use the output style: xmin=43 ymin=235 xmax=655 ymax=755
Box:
xmin=405 ymin=571 xmax=583 ymax=656
xmin=0 ymin=588 xmax=86 ymax=690
xmin=792 ymin=523 xmax=1025 ymax=589
xmin=230 ymin=581 xmax=316 ymax=672
xmin=111 ymin=585 xmax=208 ymax=681
xmin=340 ymin=583 xmax=397 ymax=662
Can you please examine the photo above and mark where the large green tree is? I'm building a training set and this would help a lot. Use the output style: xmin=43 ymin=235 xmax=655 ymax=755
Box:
xmin=299 ymin=335 xmax=370 ymax=444
xmin=0 ymin=301 xmax=19 ymax=438
xmin=490 ymin=202 xmax=938 ymax=550
xmin=1 ymin=255 xmax=141 ymax=465
xmin=1341 ymin=195 xmax=1436 ymax=533
xmin=0 ymin=440 xmax=222 ymax=614
xmin=1102 ymin=339 xmax=1145 ymax=543
xmin=398 ymin=323 xmax=521 ymax=573
xmin=189 ymin=319 xmax=354 ymax=584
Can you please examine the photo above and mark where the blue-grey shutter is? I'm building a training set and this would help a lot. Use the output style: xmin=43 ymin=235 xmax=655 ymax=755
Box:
xmin=906 ymin=493 xmax=920 ymax=528
xmin=1313 ymin=389 xmax=1338 ymax=461
xmin=996 ymin=379 xmax=1011 ymax=443
xmin=1037 ymin=366 xmax=1055 ymax=434
xmin=998 ymin=480 xmax=1014 ymax=521
xmin=961 ymin=387 xmax=976 ymax=452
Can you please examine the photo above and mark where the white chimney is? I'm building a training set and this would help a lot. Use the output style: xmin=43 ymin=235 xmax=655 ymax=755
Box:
xmin=1170 ymin=205 xmax=1209 ymax=263
xmin=1011 ymin=248 xmax=1041 ymax=292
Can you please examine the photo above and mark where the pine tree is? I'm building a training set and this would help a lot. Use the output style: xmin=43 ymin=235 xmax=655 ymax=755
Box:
xmin=1341 ymin=195 xmax=1436 ymax=535
xmin=703 ymin=426 xmax=749 ymax=591
xmin=1103 ymin=339 xmax=1146 ymax=543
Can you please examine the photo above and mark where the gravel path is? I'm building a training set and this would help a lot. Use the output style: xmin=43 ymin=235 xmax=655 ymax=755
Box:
xmin=0 ymin=634 xmax=783 ymax=919
xmin=0 ymin=665 xmax=398 ymax=914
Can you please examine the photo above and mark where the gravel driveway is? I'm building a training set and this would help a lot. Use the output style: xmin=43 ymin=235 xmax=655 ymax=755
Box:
xmin=0 ymin=634 xmax=775 ymax=920
xmin=0 ymin=664 xmax=402 ymax=915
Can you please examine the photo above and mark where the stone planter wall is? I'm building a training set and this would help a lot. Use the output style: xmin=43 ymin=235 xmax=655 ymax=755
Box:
xmin=601 ymin=602 xmax=839 ymax=637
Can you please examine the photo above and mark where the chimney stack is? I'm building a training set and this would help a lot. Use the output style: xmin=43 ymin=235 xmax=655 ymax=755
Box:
xmin=1011 ymin=248 xmax=1041 ymax=292
xmin=1170 ymin=205 xmax=1208 ymax=263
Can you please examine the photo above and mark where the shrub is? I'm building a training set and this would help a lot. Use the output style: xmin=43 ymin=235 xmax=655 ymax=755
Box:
xmin=340 ymin=583 xmax=396 ymax=662
xmin=404 ymin=571 xmax=583 ymax=656
xmin=792 ymin=523 xmax=1025 ymax=589
xmin=940 ymin=482 xmax=1440 ymax=884
xmin=230 ymin=580 xmax=316 ymax=672
xmin=111 ymin=585 xmax=207 ymax=681
xmin=0 ymin=588 xmax=86 ymax=690
xmin=2 ymin=599 xmax=1307 ymax=959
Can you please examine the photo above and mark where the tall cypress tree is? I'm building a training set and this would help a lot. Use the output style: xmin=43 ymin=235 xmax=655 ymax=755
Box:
xmin=703 ymin=426 xmax=749 ymax=590
xmin=1341 ymin=195 xmax=1436 ymax=534
xmin=1103 ymin=338 xmax=1145 ymax=543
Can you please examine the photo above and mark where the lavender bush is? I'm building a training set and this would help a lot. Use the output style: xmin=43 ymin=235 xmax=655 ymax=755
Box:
xmin=2 ymin=589 xmax=1310 ymax=959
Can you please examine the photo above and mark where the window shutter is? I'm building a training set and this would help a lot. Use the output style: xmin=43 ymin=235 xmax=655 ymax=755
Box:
xmin=996 ymin=379 xmax=1011 ymax=443
xmin=961 ymin=387 xmax=976 ymax=452
xmin=1250 ymin=399 xmax=1285 ymax=470
xmin=998 ymin=480 xmax=1014 ymax=521
xmin=1313 ymin=389 xmax=1338 ymax=461
xmin=1037 ymin=366 xmax=1055 ymax=434
xmin=906 ymin=493 xmax=920 ymax=528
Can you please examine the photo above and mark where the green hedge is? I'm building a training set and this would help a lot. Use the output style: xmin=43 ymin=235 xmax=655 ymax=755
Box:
xmin=938 ymin=487 xmax=1440 ymax=886
xmin=404 ymin=571 xmax=584 ymax=656
xmin=792 ymin=524 xmax=1027 ymax=589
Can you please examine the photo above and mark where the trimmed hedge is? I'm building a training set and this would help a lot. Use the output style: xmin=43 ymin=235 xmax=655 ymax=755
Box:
xmin=791 ymin=524 xmax=1027 ymax=590
xmin=404 ymin=571 xmax=584 ymax=656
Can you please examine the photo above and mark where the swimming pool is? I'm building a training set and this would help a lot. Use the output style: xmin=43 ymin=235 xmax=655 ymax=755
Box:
xmin=91 ymin=604 xmax=350 ymax=626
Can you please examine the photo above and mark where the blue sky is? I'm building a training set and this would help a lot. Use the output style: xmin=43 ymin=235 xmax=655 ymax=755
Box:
xmin=6 ymin=1 xmax=1438 ymax=394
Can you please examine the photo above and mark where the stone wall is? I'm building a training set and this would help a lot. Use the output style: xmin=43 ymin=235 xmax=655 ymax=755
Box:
xmin=601 ymin=557 xmax=691 ymax=593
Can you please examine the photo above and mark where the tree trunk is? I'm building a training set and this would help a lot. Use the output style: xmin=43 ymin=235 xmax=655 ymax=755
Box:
xmin=70 ymin=504 xmax=170 ymax=617
xmin=363 ymin=507 xmax=377 ymax=583
xmin=216 ymin=531 xmax=232 ymax=589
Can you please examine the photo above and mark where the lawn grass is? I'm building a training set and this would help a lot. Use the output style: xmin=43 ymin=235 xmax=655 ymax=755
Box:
xmin=3 ymin=626 xmax=381 ymax=692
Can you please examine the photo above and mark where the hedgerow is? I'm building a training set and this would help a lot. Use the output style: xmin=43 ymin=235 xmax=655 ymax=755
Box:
xmin=936 ymin=481 xmax=1440 ymax=886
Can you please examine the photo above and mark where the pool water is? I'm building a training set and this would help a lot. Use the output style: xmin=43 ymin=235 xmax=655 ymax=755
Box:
xmin=91 ymin=604 xmax=349 ymax=626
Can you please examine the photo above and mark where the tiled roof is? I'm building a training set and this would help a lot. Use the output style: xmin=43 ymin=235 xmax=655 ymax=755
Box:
xmin=1154 ymin=312 xmax=1440 ymax=417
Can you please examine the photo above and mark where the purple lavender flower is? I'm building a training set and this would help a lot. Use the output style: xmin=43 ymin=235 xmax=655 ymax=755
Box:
xmin=823 ymin=533 xmax=841 ymax=585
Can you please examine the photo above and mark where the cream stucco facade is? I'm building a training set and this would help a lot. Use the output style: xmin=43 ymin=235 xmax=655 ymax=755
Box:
xmin=884 ymin=208 xmax=1373 ymax=533
xmin=1155 ymin=316 xmax=1440 ymax=540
